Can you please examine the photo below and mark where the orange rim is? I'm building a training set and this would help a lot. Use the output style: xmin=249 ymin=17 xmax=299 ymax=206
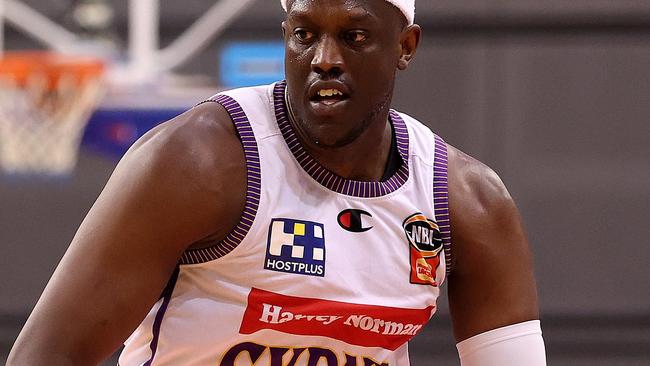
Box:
xmin=0 ymin=51 xmax=104 ymax=89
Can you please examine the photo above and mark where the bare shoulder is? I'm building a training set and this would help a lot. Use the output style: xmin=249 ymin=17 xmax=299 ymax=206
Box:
xmin=114 ymin=101 xmax=248 ymax=244
xmin=125 ymin=101 xmax=244 ymax=192
xmin=446 ymin=144 xmax=518 ymax=266
xmin=446 ymin=144 xmax=513 ymax=217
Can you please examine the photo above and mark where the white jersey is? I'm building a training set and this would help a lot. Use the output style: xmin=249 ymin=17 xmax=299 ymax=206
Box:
xmin=119 ymin=81 xmax=452 ymax=366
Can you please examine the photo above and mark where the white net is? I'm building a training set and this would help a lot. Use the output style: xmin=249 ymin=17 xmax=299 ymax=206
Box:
xmin=0 ymin=60 xmax=104 ymax=177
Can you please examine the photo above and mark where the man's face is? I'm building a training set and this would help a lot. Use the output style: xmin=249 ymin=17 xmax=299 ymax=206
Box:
xmin=282 ymin=0 xmax=409 ymax=148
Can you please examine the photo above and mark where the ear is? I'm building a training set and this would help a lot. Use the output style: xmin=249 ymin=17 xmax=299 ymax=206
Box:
xmin=398 ymin=24 xmax=421 ymax=71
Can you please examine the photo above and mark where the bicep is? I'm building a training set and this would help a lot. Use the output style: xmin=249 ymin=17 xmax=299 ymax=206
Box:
xmin=9 ymin=134 xmax=227 ymax=364
xmin=447 ymin=159 xmax=539 ymax=343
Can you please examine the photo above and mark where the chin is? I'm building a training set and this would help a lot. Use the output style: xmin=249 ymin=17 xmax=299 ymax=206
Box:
xmin=308 ymin=123 xmax=366 ymax=149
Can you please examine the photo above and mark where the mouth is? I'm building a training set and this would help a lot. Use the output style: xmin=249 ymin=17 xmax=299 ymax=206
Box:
xmin=310 ymin=88 xmax=350 ymax=106
xmin=306 ymin=84 xmax=352 ymax=116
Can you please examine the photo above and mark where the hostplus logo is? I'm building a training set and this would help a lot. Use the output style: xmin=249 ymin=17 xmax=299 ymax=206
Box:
xmin=264 ymin=218 xmax=325 ymax=277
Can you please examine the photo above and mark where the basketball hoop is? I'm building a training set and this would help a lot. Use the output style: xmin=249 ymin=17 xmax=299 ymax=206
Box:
xmin=0 ymin=51 xmax=105 ymax=177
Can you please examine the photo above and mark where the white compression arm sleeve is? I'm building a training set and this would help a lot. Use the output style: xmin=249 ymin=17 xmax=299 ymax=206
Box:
xmin=456 ymin=320 xmax=547 ymax=366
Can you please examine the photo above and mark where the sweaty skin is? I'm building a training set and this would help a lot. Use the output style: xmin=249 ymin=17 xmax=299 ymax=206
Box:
xmin=8 ymin=0 xmax=539 ymax=364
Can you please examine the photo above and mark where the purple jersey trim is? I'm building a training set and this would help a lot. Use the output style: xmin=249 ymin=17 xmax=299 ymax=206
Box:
xmin=143 ymin=267 xmax=180 ymax=366
xmin=273 ymin=81 xmax=410 ymax=198
xmin=179 ymin=95 xmax=261 ymax=264
xmin=433 ymin=135 xmax=452 ymax=275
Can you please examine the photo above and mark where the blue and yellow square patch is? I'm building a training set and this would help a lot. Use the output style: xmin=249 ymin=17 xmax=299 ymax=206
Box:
xmin=264 ymin=218 xmax=326 ymax=277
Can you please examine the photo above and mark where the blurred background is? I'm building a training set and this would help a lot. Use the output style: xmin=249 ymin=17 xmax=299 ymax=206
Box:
xmin=0 ymin=1 xmax=649 ymax=365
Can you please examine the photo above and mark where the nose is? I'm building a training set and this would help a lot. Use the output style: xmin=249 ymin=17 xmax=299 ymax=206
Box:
xmin=311 ymin=35 xmax=344 ymax=77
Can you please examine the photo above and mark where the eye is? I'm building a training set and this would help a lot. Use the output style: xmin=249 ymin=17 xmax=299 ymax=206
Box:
xmin=346 ymin=30 xmax=368 ymax=44
xmin=294 ymin=28 xmax=315 ymax=42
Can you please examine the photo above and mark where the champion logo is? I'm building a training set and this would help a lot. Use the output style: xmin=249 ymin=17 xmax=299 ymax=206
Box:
xmin=337 ymin=209 xmax=373 ymax=233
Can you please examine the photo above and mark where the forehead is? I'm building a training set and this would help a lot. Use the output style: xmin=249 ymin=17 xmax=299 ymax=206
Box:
xmin=286 ymin=0 xmax=394 ymax=23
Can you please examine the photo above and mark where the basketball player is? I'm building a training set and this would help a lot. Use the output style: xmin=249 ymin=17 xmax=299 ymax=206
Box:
xmin=8 ymin=0 xmax=546 ymax=365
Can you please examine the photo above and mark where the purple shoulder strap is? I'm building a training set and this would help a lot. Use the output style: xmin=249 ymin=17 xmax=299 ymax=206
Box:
xmin=433 ymin=135 xmax=452 ymax=275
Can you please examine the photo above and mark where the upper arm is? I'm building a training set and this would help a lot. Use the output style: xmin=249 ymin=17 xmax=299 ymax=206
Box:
xmin=446 ymin=145 xmax=539 ymax=343
xmin=8 ymin=102 xmax=246 ymax=365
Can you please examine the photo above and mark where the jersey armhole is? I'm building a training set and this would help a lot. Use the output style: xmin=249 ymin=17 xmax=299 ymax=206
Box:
xmin=179 ymin=95 xmax=261 ymax=265
xmin=433 ymin=134 xmax=452 ymax=276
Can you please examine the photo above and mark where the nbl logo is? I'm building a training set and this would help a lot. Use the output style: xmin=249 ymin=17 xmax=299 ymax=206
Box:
xmin=403 ymin=213 xmax=443 ymax=286
xmin=264 ymin=218 xmax=326 ymax=277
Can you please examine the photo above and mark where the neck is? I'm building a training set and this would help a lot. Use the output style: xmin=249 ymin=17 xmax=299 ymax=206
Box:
xmin=286 ymin=94 xmax=394 ymax=181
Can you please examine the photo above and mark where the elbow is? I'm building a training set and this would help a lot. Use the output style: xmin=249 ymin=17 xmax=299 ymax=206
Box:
xmin=7 ymin=342 xmax=78 ymax=366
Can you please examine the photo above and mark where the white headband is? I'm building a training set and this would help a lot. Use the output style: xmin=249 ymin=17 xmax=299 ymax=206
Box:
xmin=281 ymin=0 xmax=415 ymax=25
